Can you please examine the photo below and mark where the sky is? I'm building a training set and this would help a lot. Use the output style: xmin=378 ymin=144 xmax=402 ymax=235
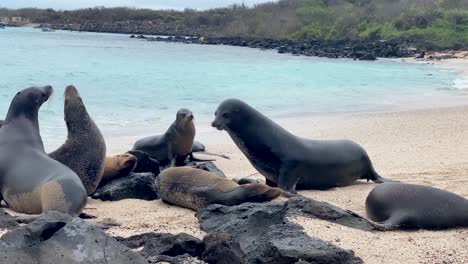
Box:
xmin=0 ymin=0 xmax=274 ymax=10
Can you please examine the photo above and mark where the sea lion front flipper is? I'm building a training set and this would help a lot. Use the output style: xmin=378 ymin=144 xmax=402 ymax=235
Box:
xmin=372 ymin=174 xmax=400 ymax=184
xmin=277 ymin=163 xmax=299 ymax=193
xmin=188 ymin=153 xmax=216 ymax=163
xmin=193 ymin=151 xmax=230 ymax=160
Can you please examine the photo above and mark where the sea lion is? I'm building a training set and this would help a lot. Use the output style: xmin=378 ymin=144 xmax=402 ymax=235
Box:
xmin=133 ymin=108 xmax=197 ymax=166
xmin=366 ymin=182 xmax=468 ymax=230
xmin=155 ymin=167 xmax=284 ymax=210
xmin=0 ymin=86 xmax=87 ymax=215
xmin=211 ymin=98 xmax=393 ymax=193
xmin=100 ymin=154 xmax=138 ymax=187
xmin=126 ymin=150 xmax=160 ymax=175
xmin=49 ymin=85 xmax=106 ymax=195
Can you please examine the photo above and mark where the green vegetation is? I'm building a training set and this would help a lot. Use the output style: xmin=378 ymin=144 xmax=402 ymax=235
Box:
xmin=1 ymin=0 xmax=467 ymax=49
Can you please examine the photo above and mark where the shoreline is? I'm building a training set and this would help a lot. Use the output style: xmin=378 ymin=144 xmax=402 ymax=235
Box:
xmin=103 ymin=55 xmax=468 ymax=155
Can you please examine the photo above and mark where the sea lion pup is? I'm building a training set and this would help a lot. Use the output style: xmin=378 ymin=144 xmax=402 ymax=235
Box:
xmin=155 ymin=167 xmax=284 ymax=210
xmin=366 ymin=182 xmax=468 ymax=230
xmin=212 ymin=98 xmax=393 ymax=193
xmin=0 ymin=86 xmax=87 ymax=215
xmin=133 ymin=108 xmax=199 ymax=166
xmin=49 ymin=85 xmax=106 ymax=195
xmin=126 ymin=150 xmax=161 ymax=175
xmin=99 ymin=154 xmax=138 ymax=187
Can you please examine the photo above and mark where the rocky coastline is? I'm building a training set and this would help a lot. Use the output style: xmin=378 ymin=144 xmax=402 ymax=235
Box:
xmin=39 ymin=22 xmax=430 ymax=60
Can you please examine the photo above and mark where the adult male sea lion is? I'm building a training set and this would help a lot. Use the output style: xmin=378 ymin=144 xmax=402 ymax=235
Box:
xmin=366 ymin=182 xmax=468 ymax=230
xmin=49 ymin=85 xmax=106 ymax=195
xmin=0 ymin=86 xmax=87 ymax=215
xmin=155 ymin=167 xmax=284 ymax=210
xmin=133 ymin=108 xmax=198 ymax=166
xmin=211 ymin=99 xmax=392 ymax=192
xmin=100 ymin=154 xmax=138 ymax=187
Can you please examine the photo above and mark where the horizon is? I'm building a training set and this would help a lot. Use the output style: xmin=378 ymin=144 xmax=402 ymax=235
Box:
xmin=0 ymin=0 xmax=275 ymax=11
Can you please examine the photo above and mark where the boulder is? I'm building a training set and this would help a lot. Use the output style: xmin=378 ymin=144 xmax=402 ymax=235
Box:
xmin=286 ymin=196 xmax=382 ymax=231
xmin=197 ymin=199 xmax=363 ymax=264
xmin=202 ymin=233 xmax=245 ymax=264
xmin=116 ymin=232 xmax=204 ymax=258
xmin=0 ymin=209 xmax=18 ymax=230
xmin=92 ymin=172 xmax=158 ymax=201
xmin=0 ymin=211 xmax=147 ymax=264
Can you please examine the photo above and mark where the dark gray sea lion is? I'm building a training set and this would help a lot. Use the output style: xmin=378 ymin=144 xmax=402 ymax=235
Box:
xmin=100 ymin=154 xmax=138 ymax=187
xmin=211 ymin=98 xmax=392 ymax=193
xmin=0 ymin=86 xmax=87 ymax=215
xmin=126 ymin=150 xmax=160 ymax=175
xmin=155 ymin=167 xmax=285 ymax=210
xmin=133 ymin=108 xmax=199 ymax=166
xmin=366 ymin=182 xmax=468 ymax=230
xmin=49 ymin=85 xmax=106 ymax=195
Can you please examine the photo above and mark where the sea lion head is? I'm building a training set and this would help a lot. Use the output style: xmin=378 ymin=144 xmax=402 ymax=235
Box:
xmin=63 ymin=85 xmax=89 ymax=131
xmin=211 ymin=98 xmax=246 ymax=132
xmin=5 ymin=85 xmax=53 ymax=122
xmin=240 ymin=183 xmax=283 ymax=202
xmin=114 ymin=154 xmax=138 ymax=172
xmin=176 ymin=108 xmax=194 ymax=125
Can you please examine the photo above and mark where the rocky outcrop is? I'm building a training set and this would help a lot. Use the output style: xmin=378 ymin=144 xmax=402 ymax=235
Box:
xmin=197 ymin=197 xmax=364 ymax=264
xmin=117 ymin=232 xmax=204 ymax=259
xmin=92 ymin=172 xmax=158 ymax=201
xmin=202 ymin=233 xmax=246 ymax=264
xmin=138 ymin=36 xmax=422 ymax=60
xmin=0 ymin=211 xmax=147 ymax=264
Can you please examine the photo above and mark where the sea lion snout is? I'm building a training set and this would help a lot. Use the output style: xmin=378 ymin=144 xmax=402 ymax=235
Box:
xmin=64 ymin=85 xmax=80 ymax=99
xmin=39 ymin=85 xmax=53 ymax=101
xmin=211 ymin=117 xmax=223 ymax=130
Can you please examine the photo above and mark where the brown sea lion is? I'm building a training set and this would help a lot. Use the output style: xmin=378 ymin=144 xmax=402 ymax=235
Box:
xmin=49 ymin=85 xmax=106 ymax=195
xmin=99 ymin=154 xmax=138 ymax=187
xmin=0 ymin=86 xmax=87 ymax=215
xmin=133 ymin=108 xmax=197 ymax=166
xmin=155 ymin=167 xmax=285 ymax=210
xmin=212 ymin=98 xmax=394 ymax=193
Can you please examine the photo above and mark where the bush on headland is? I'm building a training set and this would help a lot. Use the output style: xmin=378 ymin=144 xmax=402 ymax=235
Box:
xmin=1 ymin=0 xmax=467 ymax=50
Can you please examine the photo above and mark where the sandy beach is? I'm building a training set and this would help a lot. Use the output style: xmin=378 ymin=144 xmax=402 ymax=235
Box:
xmin=87 ymin=57 xmax=468 ymax=263
xmin=5 ymin=57 xmax=466 ymax=263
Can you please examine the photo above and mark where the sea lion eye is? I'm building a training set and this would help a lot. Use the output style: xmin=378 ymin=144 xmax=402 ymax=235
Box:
xmin=222 ymin=112 xmax=230 ymax=119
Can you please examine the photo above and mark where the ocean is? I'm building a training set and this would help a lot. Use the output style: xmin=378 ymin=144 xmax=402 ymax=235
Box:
xmin=0 ymin=27 xmax=466 ymax=151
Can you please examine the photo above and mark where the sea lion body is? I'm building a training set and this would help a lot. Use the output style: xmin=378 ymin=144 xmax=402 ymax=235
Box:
xmin=366 ymin=182 xmax=468 ymax=230
xmin=211 ymin=99 xmax=391 ymax=192
xmin=49 ymin=86 xmax=106 ymax=195
xmin=0 ymin=86 xmax=86 ymax=215
xmin=133 ymin=108 xmax=195 ymax=165
xmin=100 ymin=154 xmax=138 ymax=186
xmin=155 ymin=167 xmax=283 ymax=210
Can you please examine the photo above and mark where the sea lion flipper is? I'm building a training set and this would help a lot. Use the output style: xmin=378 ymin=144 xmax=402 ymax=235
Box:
xmin=193 ymin=151 xmax=230 ymax=160
xmin=372 ymin=174 xmax=400 ymax=184
xmin=277 ymin=164 xmax=298 ymax=193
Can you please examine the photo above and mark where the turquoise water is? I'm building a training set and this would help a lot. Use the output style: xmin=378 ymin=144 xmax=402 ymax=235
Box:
xmin=0 ymin=27 xmax=465 ymax=150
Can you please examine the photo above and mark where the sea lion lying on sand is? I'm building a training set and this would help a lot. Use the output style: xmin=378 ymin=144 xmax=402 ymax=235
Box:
xmin=100 ymin=154 xmax=138 ymax=187
xmin=155 ymin=167 xmax=286 ymax=210
xmin=366 ymin=182 xmax=468 ymax=230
